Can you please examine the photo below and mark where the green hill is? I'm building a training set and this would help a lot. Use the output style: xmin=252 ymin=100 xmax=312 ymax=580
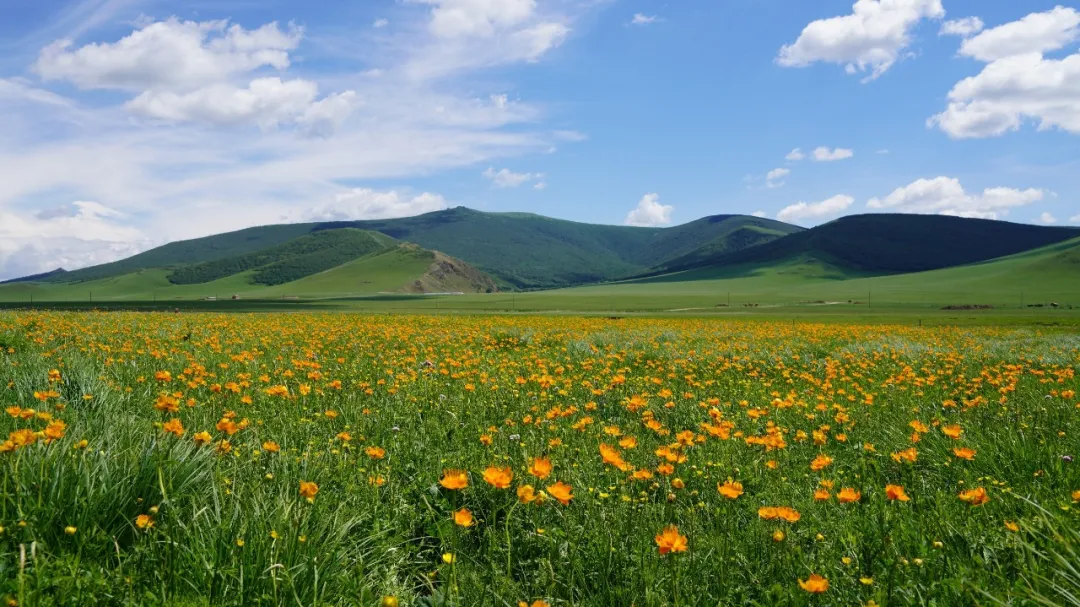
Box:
xmin=30 ymin=208 xmax=800 ymax=290
xmin=167 ymin=228 xmax=397 ymax=286
xmin=0 ymin=235 xmax=498 ymax=302
xmin=656 ymin=214 xmax=1080 ymax=278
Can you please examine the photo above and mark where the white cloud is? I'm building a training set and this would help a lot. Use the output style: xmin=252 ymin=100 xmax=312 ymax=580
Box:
xmin=0 ymin=201 xmax=151 ymax=280
xmin=930 ymin=7 xmax=1080 ymax=138
xmin=867 ymin=176 xmax=1046 ymax=219
xmin=374 ymin=18 xmax=389 ymax=28
xmin=533 ymin=181 xmax=546 ymax=190
xmin=34 ymin=18 xmax=302 ymax=91
xmin=751 ymin=210 xmax=768 ymax=218
xmin=300 ymin=188 xmax=448 ymax=222
xmin=1071 ymin=213 xmax=1080 ymax=223
xmin=876 ymin=148 xmax=890 ymax=154
xmin=812 ymin=146 xmax=854 ymax=161
xmin=765 ymin=167 xmax=789 ymax=189
xmin=785 ymin=148 xmax=805 ymax=161
xmin=958 ymin=7 xmax=1079 ymax=62
xmin=624 ymin=193 xmax=673 ymax=227
xmin=404 ymin=0 xmax=570 ymax=78
xmin=424 ymin=0 xmax=536 ymax=38
xmin=939 ymin=17 xmax=984 ymax=37
xmin=776 ymin=0 xmax=944 ymax=81
xmin=126 ymin=78 xmax=357 ymax=132
xmin=776 ymin=194 xmax=854 ymax=224
xmin=1035 ymin=211 xmax=1057 ymax=225
xmin=482 ymin=167 xmax=542 ymax=188
xmin=631 ymin=14 xmax=658 ymax=26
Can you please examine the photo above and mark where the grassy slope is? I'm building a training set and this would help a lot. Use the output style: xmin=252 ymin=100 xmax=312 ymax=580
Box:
xmin=328 ymin=208 xmax=800 ymax=288
xmin=0 ymin=245 xmax=496 ymax=302
xmin=168 ymin=228 xmax=397 ymax=285
xmin=45 ymin=223 xmax=317 ymax=283
xmin=663 ymin=214 xmax=1080 ymax=277
xmin=27 ymin=208 xmax=800 ymax=290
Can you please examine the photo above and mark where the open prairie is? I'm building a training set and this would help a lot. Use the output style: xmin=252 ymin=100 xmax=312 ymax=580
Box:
xmin=2 ymin=311 xmax=1078 ymax=606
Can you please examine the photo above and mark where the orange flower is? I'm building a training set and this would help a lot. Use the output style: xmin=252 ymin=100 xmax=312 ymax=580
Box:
xmin=162 ymin=418 xmax=184 ymax=437
xmin=135 ymin=514 xmax=154 ymax=529
xmin=262 ymin=441 xmax=280 ymax=453
xmin=813 ymin=488 xmax=831 ymax=501
xmin=799 ymin=573 xmax=829 ymax=593
xmin=891 ymin=447 xmax=918 ymax=463
xmin=44 ymin=419 xmax=67 ymax=441
xmin=885 ymin=484 xmax=910 ymax=502
xmin=655 ymin=525 xmax=688 ymax=555
xmin=518 ymin=601 xmax=550 ymax=607
xmin=546 ymin=481 xmax=573 ymax=505
xmin=952 ymin=447 xmax=976 ymax=460
xmin=483 ymin=466 xmax=513 ymax=489
xmin=299 ymin=481 xmax=319 ymax=502
xmin=717 ymin=479 xmax=743 ymax=499
xmin=759 ymin=506 xmax=801 ymax=522
xmin=810 ymin=453 xmax=833 ymax=471
xmin=941 ymin=424 xmax=963 ymax=439
xmin=529 ymin=456 xmax=553 ymax=479
xmin=958 ymin=487 xmax=989 ymax=506
xmin=1004 ymin=520 xmax=1020 ymax=532
xmin=365 ymin=446 xmax=386 ymax=459
xmin=657 ymin=463 xmax=675 ymax=476
xmin=837 ymin=487 xmax=861 ymax=504
xmin=193 ymin=431 xmax=212 ymax=446
xmin=440 ymin=469 xmax=469 ymax=490
xmin=453 ymin=508 xmax=474 ymax=527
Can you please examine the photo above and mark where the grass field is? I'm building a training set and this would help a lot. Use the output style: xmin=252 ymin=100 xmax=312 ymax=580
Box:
xmin=3 ymin=238 xmax=1077 ymax=319
xmin=1 ymin=311 xmax=1079 ymax=606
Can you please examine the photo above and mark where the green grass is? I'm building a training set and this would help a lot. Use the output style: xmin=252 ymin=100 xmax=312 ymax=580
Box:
xmin=1 ymin=313 xmax=1079 ymax=605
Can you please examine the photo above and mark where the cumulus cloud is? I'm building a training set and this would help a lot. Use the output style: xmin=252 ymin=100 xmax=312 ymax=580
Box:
xmin=624 ymin=193 xmax=673 ymax=227
xmin=126 ymin=78 xmax=357 ymax=132
xmin=751 ymin=210 xmax=768 ymax=218
xmin=1035 ymin=211 xmax=1057 ymax=225
xmin=867 ymin=176 xmax=1046 ymax=219
xmin=939 ymin=17 xmax=984 ymax=37
xmin=930 ymin=7 xmax=1080 ymax=138
xmin=32 ymin=17 xmax=357 ymax=133
xmin=301 ymin=188 xmax=448 ymax=222
xmin=785 ymin=148 xmax=805 ymax=161
xmin=0 ymin=201 xmax=151 ymax=280
xmin=776 ymin=194 xmax=854 ymax=224
xmin=34 ymin=19 xmax=302 ymax=91
xmin=812 ymin=147 xmax=854 ymax=161
xmin=374 ymin=18 xmax=389 ymax=28
xmin=777 ymin=0 xmax=944 ymax=81
xmin=482 ymin=167 xmax=542 ymax=188
xmin=631 ymin=14 xmax=658 ymax=26
xmin=405 ymin=0 xmax=570 ymax=78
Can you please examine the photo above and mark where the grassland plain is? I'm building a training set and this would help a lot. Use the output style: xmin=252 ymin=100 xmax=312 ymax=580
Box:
xmin=1 ymin=311 xmax=1079 ymax=606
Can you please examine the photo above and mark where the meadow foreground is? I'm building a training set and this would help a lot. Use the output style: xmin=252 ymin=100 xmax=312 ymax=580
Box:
xmin=1 ymin=312 xmax=1079 ymax=606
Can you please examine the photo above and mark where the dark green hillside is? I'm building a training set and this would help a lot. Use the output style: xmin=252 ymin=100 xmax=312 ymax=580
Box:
xmin=319 ymin=208 xmax=800 ymax=288
xmin=31 ymin=208 xmax=798 ymax=289
xmin=168 ymin=229 xmax=395 ymax=286
xmin=44 ymin=223 xmax=315 ymax=284
xmin=661 ymin=214 xmax=1080 ymax=277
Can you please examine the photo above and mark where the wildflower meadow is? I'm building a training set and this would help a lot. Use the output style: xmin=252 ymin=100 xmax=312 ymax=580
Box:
xmin=1 ymin=311 xmax=1078 ymax=606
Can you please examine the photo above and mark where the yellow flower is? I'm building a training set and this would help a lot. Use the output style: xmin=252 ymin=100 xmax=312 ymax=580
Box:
xmin=442 ymin=553 xmax=455 ymax=564
xmin=135 ymin=514 xmax=154 ymax=529
xmin=64 ymin=526 xmax=77 ymax=535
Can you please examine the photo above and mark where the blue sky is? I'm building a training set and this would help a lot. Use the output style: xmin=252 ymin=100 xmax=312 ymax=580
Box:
xmin=1 ymin=0 xmax=1079 ymax=279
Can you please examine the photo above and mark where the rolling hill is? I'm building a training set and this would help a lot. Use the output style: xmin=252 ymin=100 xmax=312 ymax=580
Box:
xmin=26 ymin=208 xmax=801 ymax=290
xmin=0 ymin=230 xmax=498 ymax=302
xmin=652 ymin=214 xmax=1080 ymax=278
